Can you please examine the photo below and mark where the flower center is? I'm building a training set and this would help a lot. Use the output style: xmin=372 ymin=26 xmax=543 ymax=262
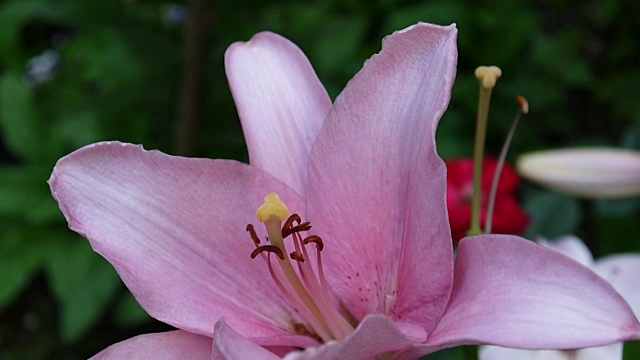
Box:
xmin=246 ymin=193 xmax=355 ymax=342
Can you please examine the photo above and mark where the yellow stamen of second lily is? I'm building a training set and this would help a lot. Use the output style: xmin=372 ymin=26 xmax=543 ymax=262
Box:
xmin=468 ymin=66 xmax=502 ymax=236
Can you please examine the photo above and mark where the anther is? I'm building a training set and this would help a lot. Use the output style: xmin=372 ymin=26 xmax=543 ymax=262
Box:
xmin=517 ymin=95 xmax=529 ymax=114
xmin=282 ymin=214 xmax=312 ymax=238
xmin=303 ymin=235 xmax=324 ymax=251
xmin=251 ymin=245 xmax=285 ymax=260
xmin=284 ymin=222 xmax=312 ymax=238
xmin=290 ymin=251 xmax=305 ymax=262
xmin=283 ymin=214 xmax=302 ymax=228
xmin=246 ymin=224 xmax=261 ymax=245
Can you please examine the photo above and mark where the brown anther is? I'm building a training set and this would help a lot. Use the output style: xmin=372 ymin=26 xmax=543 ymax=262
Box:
xmin=250 ymin=245 xmax=285 ymax=260
xmin=246 ymin=224 xmax=261 ymax=245
xmin=303 ymin=235 xmax=324 ymax=251
xmin=286 ymin=222 xmax=312 ymax=237
xmin=282 ymin=214 xmax=312 ymax=238
xmin=516 ymin=95 xmax=529 ymax=114
xmin=290 ymin=251 xmax=305 ymax=262
xmin=283 ymin=214 xmax=302 ymax=228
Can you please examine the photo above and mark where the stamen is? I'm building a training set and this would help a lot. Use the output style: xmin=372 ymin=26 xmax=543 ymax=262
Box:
xmin=485 ymin=96 xmax=528 ymax=234
xmin=246 ymin=224 xmax=261 ymax=245
xmin=266 ymin=253 xmax=333 ymax=342
xmin=290 ymin=251 xmax=305 ymax=262
xmin=303 ymin=235 xmax=324 ymax=251
xmin=251 ymin=245 xmax=285 ymax=260
xmin=247 ymin=192 xmax=355 ymax=342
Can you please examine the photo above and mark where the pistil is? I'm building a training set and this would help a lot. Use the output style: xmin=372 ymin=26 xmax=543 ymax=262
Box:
xmin=469 ymin=66 xmax=502 ymax=236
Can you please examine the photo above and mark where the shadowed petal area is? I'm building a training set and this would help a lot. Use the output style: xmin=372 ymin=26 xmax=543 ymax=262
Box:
xmin=225 ymin=32 xmax=331 ymax=196
xmin=306 ymin=23 xmax=457 ymax=332
xmin=213 ymin=320 xmax=280 ymax=360
xmin=425 ymin=235 xmax=640 ymax=350
xmin=90 ymin=330 xmax=211 ymax=359
xmin=285 ymin=314 xmax=417 ymax=360
xmin=49 ymin=142 xmax=311 ymax=344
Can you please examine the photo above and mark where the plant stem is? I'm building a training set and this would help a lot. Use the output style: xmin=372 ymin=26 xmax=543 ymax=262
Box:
xmin=174 ymin=0 xmax=210 ymax=156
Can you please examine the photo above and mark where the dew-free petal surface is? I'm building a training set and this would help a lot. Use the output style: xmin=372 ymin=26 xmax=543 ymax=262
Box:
xmin=306 ymin=22 xmax=457 ymax=332
xmin=285 ymin=314 xmax=415 ymax=360
xmin=425 ymin=235 xmax=639 ymax=350
xmin=49 ymin=142 xmax=312 ymax=345
xmin=213 ymin=320 xmax=280 ymax=360
xmin=225 ymin=32 xmax=331 ymax=196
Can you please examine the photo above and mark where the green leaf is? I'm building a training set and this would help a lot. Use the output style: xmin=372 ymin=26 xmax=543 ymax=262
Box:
xmin=597 ymin=214 xmax=640 ymax=255
xmin=0 ymin=73 xmax=48 ymax=161
xmin=523 ymin=189 xmax=582 ymax=239
xmin=0 ymin=165 xmax=62 ymax=224
xmin=625 ymin=341 xmax=640 ymax=360
xmin=0 ymin=226 xmax=51 ymax=307
xmin=46 ymin=238 xmax=121 ymax=343
xmin=595 ymin=198 xmax=640 ymax=217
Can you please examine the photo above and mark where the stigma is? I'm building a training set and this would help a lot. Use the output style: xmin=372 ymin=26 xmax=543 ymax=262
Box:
xmin=247 ymin=193 xmax=354 ymax=342
xmin=475 ymin=65 xmax=502 ymax=89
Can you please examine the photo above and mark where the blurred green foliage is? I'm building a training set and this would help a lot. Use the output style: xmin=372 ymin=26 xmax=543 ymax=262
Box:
xmin=0 ymin=0 xmax=638 ymax=358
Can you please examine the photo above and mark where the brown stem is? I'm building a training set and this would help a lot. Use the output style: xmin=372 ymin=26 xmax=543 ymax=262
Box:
xmin=174 ymin=0 xmax=210 ymax=156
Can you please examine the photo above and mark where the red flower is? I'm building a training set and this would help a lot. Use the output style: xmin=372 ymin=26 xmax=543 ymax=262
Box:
xmin=446 ymin=157 xmax=529 ymax=242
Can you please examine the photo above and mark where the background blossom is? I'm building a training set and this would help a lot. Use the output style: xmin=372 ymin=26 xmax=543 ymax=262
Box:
xmin=446 ymin=157 xmax=529 ymax=241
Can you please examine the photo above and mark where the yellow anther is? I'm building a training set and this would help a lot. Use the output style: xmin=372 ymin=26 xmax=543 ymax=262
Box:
xmin=257 ymin=193 xmax=290 ymax=222
xmin=475 ymin=66 xmax=502 ymax=89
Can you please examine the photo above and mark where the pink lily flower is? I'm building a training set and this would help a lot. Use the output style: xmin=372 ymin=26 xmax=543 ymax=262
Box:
xmin=480 ymin=235 xmax=640 ymax=360
xmin=48 ymin=23 xmax=639 ymax=359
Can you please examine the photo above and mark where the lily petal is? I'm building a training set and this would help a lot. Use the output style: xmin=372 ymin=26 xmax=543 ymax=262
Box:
xmin=593 ymin=255 xmax=640 ymax=317
xmin=306 ymin=23 xmax=457 ymax=332
xmin=225 ymin=32 xmax=331 ymax=196
xmin=214 ymin=315 xmax=413 ymax=360
xmin=289 ymin=314 xmax=416 ymax=360
xmin=479 ymin=346 xmax=568 ymax=360
xmin=213 ymin=320 xmax=280 ymax=360
xmin=479 ymin=343 xmax=623 ymax=360
xmin=517 ymin=148 xmax=640 ymax=198
xmin=48 ymin=142 xmax=313 ymax=345
xmin=538 ymin=235 xmax=595 ymax=267
xmin=425 ymin=235 xmax=640 ymax=350
xmin=90 ymin=330 xmax=211 ymax=360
